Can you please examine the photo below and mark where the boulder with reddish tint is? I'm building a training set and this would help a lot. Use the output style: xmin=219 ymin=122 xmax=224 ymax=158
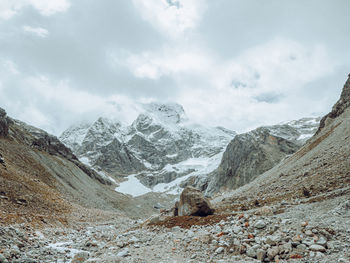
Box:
xmin=175 ymin=186 xmax=214 ymax=217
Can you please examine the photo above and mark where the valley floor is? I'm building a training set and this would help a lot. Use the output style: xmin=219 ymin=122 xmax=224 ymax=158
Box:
xmin=1 ymin=192 xmax=349 ymax=263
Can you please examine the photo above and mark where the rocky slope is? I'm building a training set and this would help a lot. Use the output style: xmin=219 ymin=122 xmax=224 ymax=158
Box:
xmin=264 ymin=117 xmax=321 ymax=145
xmin=1 ymin=183 xmax=349 ymax=262
xmin=185 ymin=117 xmax=320 ymax=195
xmin=0 ymin=108 xmax=171 ymax=224
xmin=216 ymin=73 xmax=350 ymax=211
xmin=60 ymin=103 xmax=237 ymax=195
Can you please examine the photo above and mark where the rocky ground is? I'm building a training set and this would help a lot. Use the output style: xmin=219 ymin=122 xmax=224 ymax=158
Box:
xmin=0 ymin=191 xmax=349 ymax=263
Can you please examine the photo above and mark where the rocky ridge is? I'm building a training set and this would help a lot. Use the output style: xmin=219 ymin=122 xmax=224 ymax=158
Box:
xmin=215 ymin=74 xmax=350 ymax=210
xmin=0 ymin=108 xmax=170 ymax=225
xmin=60 ymin=102 xmax=320 ymax=196
xmin=203 ymin=127 xmax=300 ymax=195
xmin=188 ymin=116 xmax=320 ymax=196
xmin=60 ymin=103 xmax=237 ymax=194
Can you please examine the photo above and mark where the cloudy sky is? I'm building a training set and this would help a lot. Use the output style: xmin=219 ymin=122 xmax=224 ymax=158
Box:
xmin=0 ymin=0 xmax=349 ymax=135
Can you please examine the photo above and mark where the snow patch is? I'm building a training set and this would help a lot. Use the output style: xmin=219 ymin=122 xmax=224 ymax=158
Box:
xmin=79 ymin=157 xmax=90 ymax=166
xmin=297 ymin=133 xmax=313 ymax=141
xmin=115 ymin=174 xmax=152 ymax=197
xmin=115 ymin=153 xmax=223 ymax=196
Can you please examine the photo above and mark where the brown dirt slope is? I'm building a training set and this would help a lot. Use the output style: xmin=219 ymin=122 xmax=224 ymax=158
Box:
xmin=0 ymin=111 xmax=173 ymax=225
xmin=0 ymin=138 xmax=72 ymax=225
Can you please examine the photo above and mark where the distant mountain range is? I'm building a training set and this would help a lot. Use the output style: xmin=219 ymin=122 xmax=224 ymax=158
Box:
xmin=60 ymin=103 xmax=320 ymax=196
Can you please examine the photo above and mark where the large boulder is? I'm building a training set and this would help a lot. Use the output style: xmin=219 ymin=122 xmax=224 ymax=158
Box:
xmin=175 ymin=186 xmax=214 ymax=216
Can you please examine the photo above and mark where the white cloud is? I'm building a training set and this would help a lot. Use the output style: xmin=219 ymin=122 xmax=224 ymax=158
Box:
xmin=2 ymin=60 xmax=19 ymax=74
xmin=23 ymin=25 xmax=49 ymax=38
xmin=174 ymin=39 xmax=336 ymax=132
xmin=0 ymin=69 xmax=143 ymax=134
xmin=113 ymin=38 xmax=337 ymax=132
xmin=28 ymin=0 xmax=70 ymax=16
xmin=0 ymin=0 xmax=70 ymax=20
xmin=132 ymin=0 xmax=207 ymax=38
xmin=123 ymin=47 xmax=211 ymax=79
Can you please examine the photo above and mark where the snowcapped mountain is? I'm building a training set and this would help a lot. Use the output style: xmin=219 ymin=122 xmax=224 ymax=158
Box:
xmin=60 ymin=103 xmax=237 ymax=195
xmin=60 ymin=102 xmax=320 ymax=197
xmin=193 ymin=116 xmax=321 ymax=195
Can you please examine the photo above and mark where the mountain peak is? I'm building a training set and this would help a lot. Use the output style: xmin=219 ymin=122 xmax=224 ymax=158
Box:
xmin=142 ymin=102 xmax=186 ymax=124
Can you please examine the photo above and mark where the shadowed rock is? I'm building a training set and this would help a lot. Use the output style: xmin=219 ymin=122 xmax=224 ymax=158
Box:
xmin=0 ymin=108 xmax=11 ymax=137
xmin=175 ymin=186 xmax=214 ymax=217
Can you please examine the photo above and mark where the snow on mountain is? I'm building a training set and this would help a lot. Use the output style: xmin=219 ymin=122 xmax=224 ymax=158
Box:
xmin=60 ymin=102 xmax=320 ymax=197
xmin=263 ymin=117 xmax=321 ymax=144
xmin=59 ymin=103 xmax=236 ymax=196
xmin=193 ymin=116 xmax=321 ymax=195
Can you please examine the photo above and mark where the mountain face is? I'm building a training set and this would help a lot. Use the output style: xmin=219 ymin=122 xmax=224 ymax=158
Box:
xmin=217 ymin=73 xmax=350 ymax=211
xmin=0 ymin=108 xmax=170 ymax=222
xmin=195 ymin=117 xmax=320 ymax=195
xmin=264 ymin=117 xmax=321 ymax=145
xmin=60 ymin=103 xmax=236 ymax=194
xmin=60 ymin=102 xmax=320 ymax=196
xmin=318 ymin=73 xmax=350 ymax=133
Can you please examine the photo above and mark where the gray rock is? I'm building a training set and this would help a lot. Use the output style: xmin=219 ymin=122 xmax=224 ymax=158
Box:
xmin=246 ymin=245 xmax=259 ymax=258
xmin=267 ymin=247 xmax=279 ymax=260
xmin=0 ymin=254 xmax=8 ymax=263
xmin=233 ymin=226 xmax=241 ymax=234
xmin=0 ymin=108 xmax=10 ymax=137
xmin=117 ymin=248 xmax=129 ymax=257
xmin=254 ymin=220 xmax=266 ymax=229
xmin=256 ymin=249 xmax=266 ymax=261
xmin=265 ymin=235 xmax=281 ymax=245
xmin=187 ymin=230 xmax=195 ymax=238
xmin=20 ymin=257 xmax=38 ymax=263
xmin=215 ymin=247 xmax=224 ymax=254
xmin=309 ymin=244 xmax=326 ymax=252
xmin=305 ymin=230 xmax=313 ymax=236
xmin=175 ymin=187 xmax=214 ymax=216
xmin=296 ymin=243 xmax=307 ymax=251
xmin=148 ymin=215 xmax=161 ymax=224
xmin=316 ymin=236 xmax=328 ymax=246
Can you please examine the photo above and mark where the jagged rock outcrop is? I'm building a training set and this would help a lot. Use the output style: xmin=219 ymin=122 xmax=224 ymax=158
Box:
xmin=94 ymin=138 xmax=144 ymax=174
xmin=60 ymin=101 xmax=320 ymax=195
xmin=0 ymin=108 xmax=11 ymax=137
xmin=174 ymin=186 xmax=214 ymax=216
xmin=60 ymin=103 xmax=236 ymax=193
xmin=204 ymin=128 xmax=300 ymax=195
xmin=264 ymin=117 xmax=321 ymax=145
xmin=0 ymin=108 xmax=169 ymax=221
xmin=8 ymin=119 xmax=110 ymax=185
xmin=318 ymin=73 xmax=350 ymax=133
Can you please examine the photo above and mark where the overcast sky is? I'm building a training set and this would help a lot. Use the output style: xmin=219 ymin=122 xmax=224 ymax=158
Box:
xmin=0 ymin=0 xmax=349 ymax=135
